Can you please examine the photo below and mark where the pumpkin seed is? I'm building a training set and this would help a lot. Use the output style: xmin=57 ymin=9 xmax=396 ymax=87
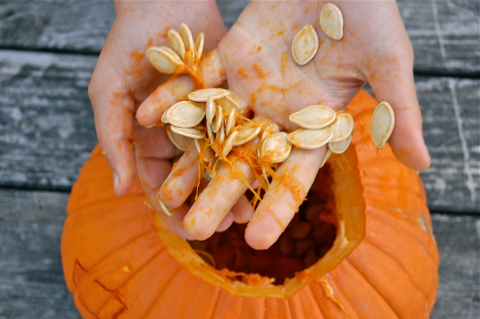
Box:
xmin=223 ymin=130 xmax=238 ymax=156
xmin=328 ymin=135 xmax=352 ymax=154
xmin=370 ymin=101 xmax=395 ymax=149
xmin=289 ymin=105 xmax=336 ymax=129
xmin=287 ymin=128 xmax=333 ymax=149
xmin=292 ymin=24 xmax=319 ymax=66
xmin=166 ymin=101 xmax=205 ymax=128
xmin=233 ymin=123 xmax=261 ymax=146
xmin=204 ymin=145 xmax=215 ymax=162
xmin=146 ymin=46 xmax=184 ymax=74
xmin=168 ymin=29 xmax=186 ymax=61
xmin=225 ymin=109 xmax=237 ymax=136
xmin=206 ymin=122 xmax=215 ymax=145
xmin=166 ymin=125 xmax=190 ymax=151
xmin=158 ymin=199 xmax=174 ymax=216
xmin=206 ymin=96 xmax=216 ymax=125
xmin=261 ymin=132 xmax=292 ymax=163
xmin=216 ymin=95 xmax=242 ymax=112
xmin=329 ymin=113 xmax=354 ymax=142
xmin=195 ymin=32 xmax=204 ymax=60
xmin=161 ymin=109 xmax=170 ymax=124
xmin=320 ymin=4 xmax=344 ymax=40
xmin=212 ymin=104 xmax=223 ymax=133
xmin=320 ymin=148 xmax=332 ymax=168
xmin=171 ymin=126 xmax=205 ymax=139
xmin=188 ymin=88 xmax=230 ymax=102
xmin=178 ymin=23 xmax=194 ymax=51
xmin=260 ymin=130 xmax=270 ymax=143
xmin=218 ymin=120 xmax=225 ymax=144
xmin=194 ymin=138 xmax=204 ymax=154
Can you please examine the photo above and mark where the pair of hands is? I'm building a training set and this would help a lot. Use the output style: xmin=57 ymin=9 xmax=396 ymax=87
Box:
xmin=88 ymin=0 xmax=430 ymax=249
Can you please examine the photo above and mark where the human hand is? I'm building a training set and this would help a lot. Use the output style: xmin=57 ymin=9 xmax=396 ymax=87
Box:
xmin=137 ymin=0 xmax=430 ymax=248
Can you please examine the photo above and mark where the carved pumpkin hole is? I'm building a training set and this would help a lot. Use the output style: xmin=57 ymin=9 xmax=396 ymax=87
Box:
xmin=188 ymin=164 xmax=337 ymax=285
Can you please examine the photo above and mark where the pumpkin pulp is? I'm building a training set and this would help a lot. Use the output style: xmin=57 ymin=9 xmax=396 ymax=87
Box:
xmin=154 ymin=147 xmax=366 ymax=298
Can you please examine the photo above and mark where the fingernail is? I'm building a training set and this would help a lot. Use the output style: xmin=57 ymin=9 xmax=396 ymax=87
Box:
xmin=113 ymin=172 xmax=120 ymax=195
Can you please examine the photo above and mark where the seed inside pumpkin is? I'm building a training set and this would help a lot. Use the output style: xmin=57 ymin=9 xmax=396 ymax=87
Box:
xmin=292 ymin=24 xmax=319 ymax=65
xmin=287 ymin=128 xmax=333 ymax=149
xmin=320 ymin=3 xmax=344 ymax=40
xmin=289 ymin=105 xmax=336 ymax=129
xmin=370 ymin=101 xmax=395 ymax=149
xmin=167 ymin=101 xmax=206 ymax=128
xmin=146 ymin=46 xmax=184 ymax=74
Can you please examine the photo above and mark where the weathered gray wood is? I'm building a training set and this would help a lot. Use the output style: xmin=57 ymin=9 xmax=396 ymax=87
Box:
xmin=0 ymin=190 xmax=80 ymax=318
xmin=1 ymin=49 xmax=478 ymax=212
xmin=0 ymin=0 xmax=478 ymax=75
xmin=430 ymin=213 xmax=480 ymax=319
xmin=0 ymin=189 xmax=477 ymax=318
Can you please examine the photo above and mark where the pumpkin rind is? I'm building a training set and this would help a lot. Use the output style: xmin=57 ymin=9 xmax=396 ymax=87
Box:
xmin=62 ymin=90 xmax=439 ymax=318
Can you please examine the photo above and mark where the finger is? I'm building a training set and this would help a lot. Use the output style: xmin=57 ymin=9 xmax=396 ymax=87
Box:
xmin=136 ymin=49 xmax=226 ymax=127
xmin=184 ymin=156 xmax=254 ymax=240
xmin=245 ymin=147 xmax=326 ymax=249
xmin=158 ymin=142 xmax=199 ymax=208
xmin=368 ymin=52 xmax=430 ymax=171
xmin=89 ymin=78 xmax=137 ymax=195
xmin=232 ymin=195 xmax=255 ymax=224
xmin=216 ymin=212 xmax=234 ymax=232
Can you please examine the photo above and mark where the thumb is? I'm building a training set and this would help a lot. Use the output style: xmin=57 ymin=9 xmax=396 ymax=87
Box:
xmin=368 ymin=53 xmax=430 ymax=171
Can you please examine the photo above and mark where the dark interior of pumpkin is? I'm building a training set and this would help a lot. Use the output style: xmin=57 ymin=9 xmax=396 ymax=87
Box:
xmin=188 ymin=164 xmax=338 ymax=285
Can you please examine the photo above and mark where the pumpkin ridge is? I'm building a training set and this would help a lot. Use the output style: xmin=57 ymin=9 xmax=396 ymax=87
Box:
xmin=93 ymin=247 xmax=169 ymax=316
xmin=202 ymin=285 xmax=221 ymax=319
xmin=310 ymin=277 xmax=356 ymax=319
xmin=71 ymin=194 xmax=148 ymax=216
xmin=303 ymin=284 xmax=328 ymax=318
xmin=69 ymin=228 xmax=156 ymax=291
xmin=361 ymin=237 xmax=429 ymax=302
xmin=342 ymin=259 xmax=401 ymax=319
xmin=142 ymin=267 xmax=184 ymax=318
xmin=367 ymin=213 xmax=438 ymax=263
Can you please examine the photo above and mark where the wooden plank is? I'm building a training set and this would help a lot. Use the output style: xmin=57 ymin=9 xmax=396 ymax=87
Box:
xmin=430 ymin=213 xmax=480 ymax=319
xmin=0 ymin=49 xmax=478 ymax=212
xmin=0 ymin=0 xmax=478 ymax=75
xmin=0 ymin=190 xmax=80 ymax=318
xmin=0 ymin=189 xmax=477 ymax=318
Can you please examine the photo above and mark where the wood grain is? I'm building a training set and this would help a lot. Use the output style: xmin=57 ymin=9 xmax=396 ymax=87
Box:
xmin=1 ymin=49 xmax=478 ymax=212
xmin=0 ymin=0 xmax=478 ymax=75
xmin=0 ymin=189 xmax=477 ymax=318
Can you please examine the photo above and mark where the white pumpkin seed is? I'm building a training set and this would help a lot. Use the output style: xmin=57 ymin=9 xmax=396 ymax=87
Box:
xmin=161 ymin=109 xmax=170 ymax=124
xmin=292 ymin=24 xmax=319 ymax=66
xmin=194 ymin=138 xmax=204 ymax=154
xmin=287 ymin=128 xmax=333 ymax=149
xmin=168 ymin=29 xmax=186 ymax=61
xmin=261 ymin=132 xmax=292 ymax=163
xmin=206 ymin=96 xmax=216 ymax=125
xmin=233 ymin=123 xmax=261 ymax=146
xmin=166 ymin=125 xmax=190 ymax=151
xmin=158 ymin=199 xmax=174 ymax=216
xmin=225 ymin=109 xmax=237 ymax=136
xmin=211 ymin=104 xmax=223 ymax=133
xmin=370 ymin=101 xmax=395 ymax=149
xmin=188 ymin=88 xmax=230 ymax=102
xmin=195 ymin=32 xmax=204 ymax=60
xmin=216 ymin=95 xmax=242 ymax=112
xmin=178 ymin=23 xmax=194 ymax=51
xmin=171 ymin=126 xmax=205 ymax=139
xmin=289 ymin=105 xmax=336 ymax=129
xmin=320 ymin=149 xmax=332 ymax=168
xmin=166 ymin=101 xmax=205 ymax=128
xmin=146 ymin=46 xmax=184 ymax=74
xmin=329 ymin=113 xmax=354 ymax=142
xmin=320 ymin=4 xmax=344 ymax=40
xmin=223 ymin=131 xmax=238 ymax=156
xmin=260 ymin=130 xmax=270 ymax=143
xmin=204 ymin=145 xmax=215 ymax=162
xmin=218 ymin=120 xmax=225 ymax=144
xmin=328 ymin=135 xmax=352 ymax=154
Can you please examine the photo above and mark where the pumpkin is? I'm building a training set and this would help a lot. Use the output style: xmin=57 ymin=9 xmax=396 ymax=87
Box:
xmin=62 ymin=90 xmax=439 ymax=319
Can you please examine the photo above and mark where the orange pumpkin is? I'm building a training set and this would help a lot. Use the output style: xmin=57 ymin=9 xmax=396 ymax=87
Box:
xmin=62 ymin=90 xmax=439 ymax=319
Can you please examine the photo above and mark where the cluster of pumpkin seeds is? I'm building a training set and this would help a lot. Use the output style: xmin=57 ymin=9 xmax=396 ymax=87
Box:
xmin=287 ymin=106 xmax=354 ymax=166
